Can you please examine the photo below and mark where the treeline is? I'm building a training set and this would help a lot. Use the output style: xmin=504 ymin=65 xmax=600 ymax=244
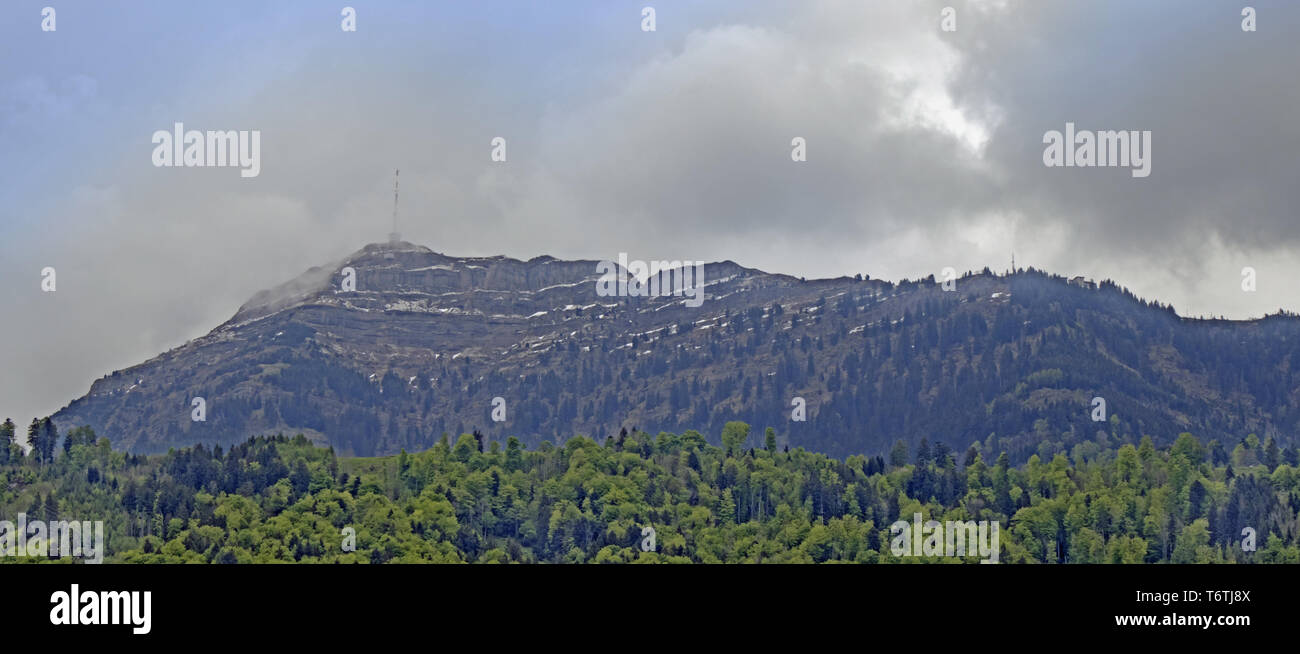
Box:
xmin=1 ymin=421 xmax=1298 ymax=563
xmin=0 ymin=417 xmax=100 ymax=466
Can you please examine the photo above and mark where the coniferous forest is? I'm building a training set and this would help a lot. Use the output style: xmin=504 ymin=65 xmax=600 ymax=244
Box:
xmin=2 ymin=419 xmax=1297 ymax=564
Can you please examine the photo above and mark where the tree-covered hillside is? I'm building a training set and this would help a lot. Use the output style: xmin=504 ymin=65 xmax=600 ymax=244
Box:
xmin=3 ymin=421 xmax=1298 ymax=563
xmin=52 ymin=243 xmax=1300 ymax=462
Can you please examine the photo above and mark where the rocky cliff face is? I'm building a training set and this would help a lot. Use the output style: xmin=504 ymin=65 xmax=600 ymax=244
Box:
xmin=52 ymin=241 xmax=1300 ymax=460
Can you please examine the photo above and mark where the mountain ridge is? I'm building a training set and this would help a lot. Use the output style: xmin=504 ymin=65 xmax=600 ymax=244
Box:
xmin=52 ymin=240 xmax=1300 ymax=459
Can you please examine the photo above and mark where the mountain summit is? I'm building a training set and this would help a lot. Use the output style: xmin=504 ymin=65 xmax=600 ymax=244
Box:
xmin=53 ymin=241 xmax=1300 ymax=459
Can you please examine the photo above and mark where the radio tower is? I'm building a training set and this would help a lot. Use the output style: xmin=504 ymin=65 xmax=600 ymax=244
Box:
xmin=388 ymin=169 xmax=401 ymax=245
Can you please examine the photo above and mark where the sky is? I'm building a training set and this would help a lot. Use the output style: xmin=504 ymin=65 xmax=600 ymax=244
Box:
xmin=2 ymin=0 xmax=1298 ymax=425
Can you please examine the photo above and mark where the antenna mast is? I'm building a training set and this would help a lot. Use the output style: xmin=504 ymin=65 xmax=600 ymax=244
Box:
xmin=388 ymin=169 xmax=401 ymax=244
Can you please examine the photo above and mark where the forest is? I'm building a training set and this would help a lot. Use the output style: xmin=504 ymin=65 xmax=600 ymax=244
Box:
xmin=2 ymin=416 xmax=1298 ymax=563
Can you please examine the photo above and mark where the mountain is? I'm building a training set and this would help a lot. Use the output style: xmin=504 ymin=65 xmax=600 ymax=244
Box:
xmin=52 ymin=240 xmax=1300 ymax=460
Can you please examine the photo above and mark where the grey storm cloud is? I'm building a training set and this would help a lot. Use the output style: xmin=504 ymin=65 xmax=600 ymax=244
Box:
xmin=950 ymin=1 xmax=1300 ymax=249
xmin=1 ymin=0 xmax=1297 ymax=425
